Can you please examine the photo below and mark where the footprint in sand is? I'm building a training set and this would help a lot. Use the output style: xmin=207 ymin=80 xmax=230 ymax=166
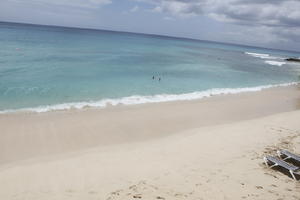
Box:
xmin=174 ymin=193 xmax=188 ymax=198
xmin=133 ymin=194 xmax=142 ymax=198
xmin=110 ymin=189 xmax=123 ymax=196
xmin=88 ymin=190 xmax=97 ymax=195
xmin=270 ymin=184 xmax=277 ymax=187
xmin=195 ymin=183 xmax=202 ymax=187
xmin=65 ymin=189 xmax=75 ymax=193
xmin=129 ymin=185 xmax=138 ymax=192
xmin=149 ymin=184 xmax=158 ymax=190
xmin=264 ymin=172 xmax=278 ymax=179
xmin=255 ymin=186 xmax=263 ymax=189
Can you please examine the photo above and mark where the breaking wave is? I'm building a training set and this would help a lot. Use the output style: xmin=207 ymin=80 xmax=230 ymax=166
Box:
xmin=0 ymin=82 xmax=298 ymax=114
xmin=264 ymin=60 xmax=286 ymax=66
xmin=245 ymin=52 xmax=283 ymax=60
xmin=245 ymin=52 xmax=287 ymax=66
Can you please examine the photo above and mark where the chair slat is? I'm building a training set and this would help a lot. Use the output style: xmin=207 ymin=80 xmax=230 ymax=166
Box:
xmin=266 ymin=156 xmax=299 ymax=171
xmin=280 ymin=150 xmax=300 ymax=162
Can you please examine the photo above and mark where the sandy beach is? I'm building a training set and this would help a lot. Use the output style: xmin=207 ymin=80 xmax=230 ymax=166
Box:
xmin=0 ymin=85 xmax=300 ymax=200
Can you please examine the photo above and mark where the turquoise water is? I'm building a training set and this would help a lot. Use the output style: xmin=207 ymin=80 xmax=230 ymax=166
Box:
xmin=0 ymin=22 xmax=300 ymax=112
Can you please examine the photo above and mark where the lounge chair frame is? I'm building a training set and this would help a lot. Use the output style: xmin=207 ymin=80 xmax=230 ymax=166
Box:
xmin=277 ymin=149 xmax=300 ymax=162
xmin=263 ymin=156 xmax=299 ymax=180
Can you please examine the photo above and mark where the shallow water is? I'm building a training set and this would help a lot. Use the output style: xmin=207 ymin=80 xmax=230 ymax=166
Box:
xmin=0 ymin=22 xmax=300 ymax=112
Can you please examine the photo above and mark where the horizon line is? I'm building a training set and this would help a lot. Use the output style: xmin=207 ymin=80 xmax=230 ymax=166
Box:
xmin=1 ymin=20 xmax=300 ymax=54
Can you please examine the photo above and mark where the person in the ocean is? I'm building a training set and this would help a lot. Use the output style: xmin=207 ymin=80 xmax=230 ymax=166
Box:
xmin=158 ymin=77 xmax=161 ymax=81
xmin=152 ymin=76 xmax=155 ymax=80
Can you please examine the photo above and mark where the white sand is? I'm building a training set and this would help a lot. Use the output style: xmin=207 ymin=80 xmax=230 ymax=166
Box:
xmin=0 ymin=85 xmax=299 ymax=199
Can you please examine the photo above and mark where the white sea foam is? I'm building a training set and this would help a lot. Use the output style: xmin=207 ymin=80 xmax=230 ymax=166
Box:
xmin=264 ymin=60 xmax=286 ymax=66
xmin=245 ymin=52 xmax=283 ymax=60
xmin=245 ymin=52 xmax=270 ymax=59
xmin=245 ymin=52 xmax=287 ymax=66
xmin=0 ymin=82 xmax=298 ymax=114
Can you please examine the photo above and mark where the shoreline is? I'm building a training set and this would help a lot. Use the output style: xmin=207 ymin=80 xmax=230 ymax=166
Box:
xmin=0 ymin=82 xmax=298 ymax=114
xmin=0 ymin=84 xmax=299 ymax=199
xmin=0 ymin=84 xmax=299 ymax=165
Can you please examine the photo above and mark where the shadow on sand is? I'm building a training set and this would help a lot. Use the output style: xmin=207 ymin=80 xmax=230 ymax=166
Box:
xmin=269 ymin=165 xmax=300 ymax=180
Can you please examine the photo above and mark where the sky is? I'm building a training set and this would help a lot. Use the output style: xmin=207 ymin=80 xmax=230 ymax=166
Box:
xmin=1 ymin=0 xmax=300 ymax=52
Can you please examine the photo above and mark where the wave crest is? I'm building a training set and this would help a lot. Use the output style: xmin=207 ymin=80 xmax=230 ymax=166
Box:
xmin=245 ymin=52 xmax=283 ymax=60
xmin=245 ymin=52 xmax=287 ymax=66
xmin=264 ymin=60 xmax=286 ymax=66
xmin=0 ymin=82 xmax=298 ymax=114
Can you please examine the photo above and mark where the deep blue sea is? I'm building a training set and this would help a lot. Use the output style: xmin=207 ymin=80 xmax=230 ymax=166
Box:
xmin=0 ymin=22 xmax=300 ymax=113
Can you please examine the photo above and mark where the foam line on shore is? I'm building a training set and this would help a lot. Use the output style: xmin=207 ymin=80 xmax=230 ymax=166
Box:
xmin=0 ymin=82 xmax=298 ymax=114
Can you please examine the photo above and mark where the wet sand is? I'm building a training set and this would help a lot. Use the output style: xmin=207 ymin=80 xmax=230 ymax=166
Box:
xmin=0 ymin=85 xmax=299 ymax=199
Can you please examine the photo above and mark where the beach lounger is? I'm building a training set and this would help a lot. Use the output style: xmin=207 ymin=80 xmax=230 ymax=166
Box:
xmin=263 ymin=155 xmax=299 ymax=180
xmin=277 ymin=149 xmax=300 ymax=162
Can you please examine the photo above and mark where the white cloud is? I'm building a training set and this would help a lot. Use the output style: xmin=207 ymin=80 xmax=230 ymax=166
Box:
xmin=151 ymin=0 xmax=204 ymax=18
xmin=130 ymin=5 xmax=139 ymax=12
xmin=137 ymin=0 xmax=300 ymax=45
xmin=7 ymin=0 xmax=112 ymax=9
xmin=163 ymin=16 xmax=174 ymax=20
xmin=140 ymin=0 xmax=300 ymax=28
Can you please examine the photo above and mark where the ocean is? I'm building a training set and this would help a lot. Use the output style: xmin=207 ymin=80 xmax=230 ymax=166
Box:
xmin=0 ymin=22 xmax=299 ymax=113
